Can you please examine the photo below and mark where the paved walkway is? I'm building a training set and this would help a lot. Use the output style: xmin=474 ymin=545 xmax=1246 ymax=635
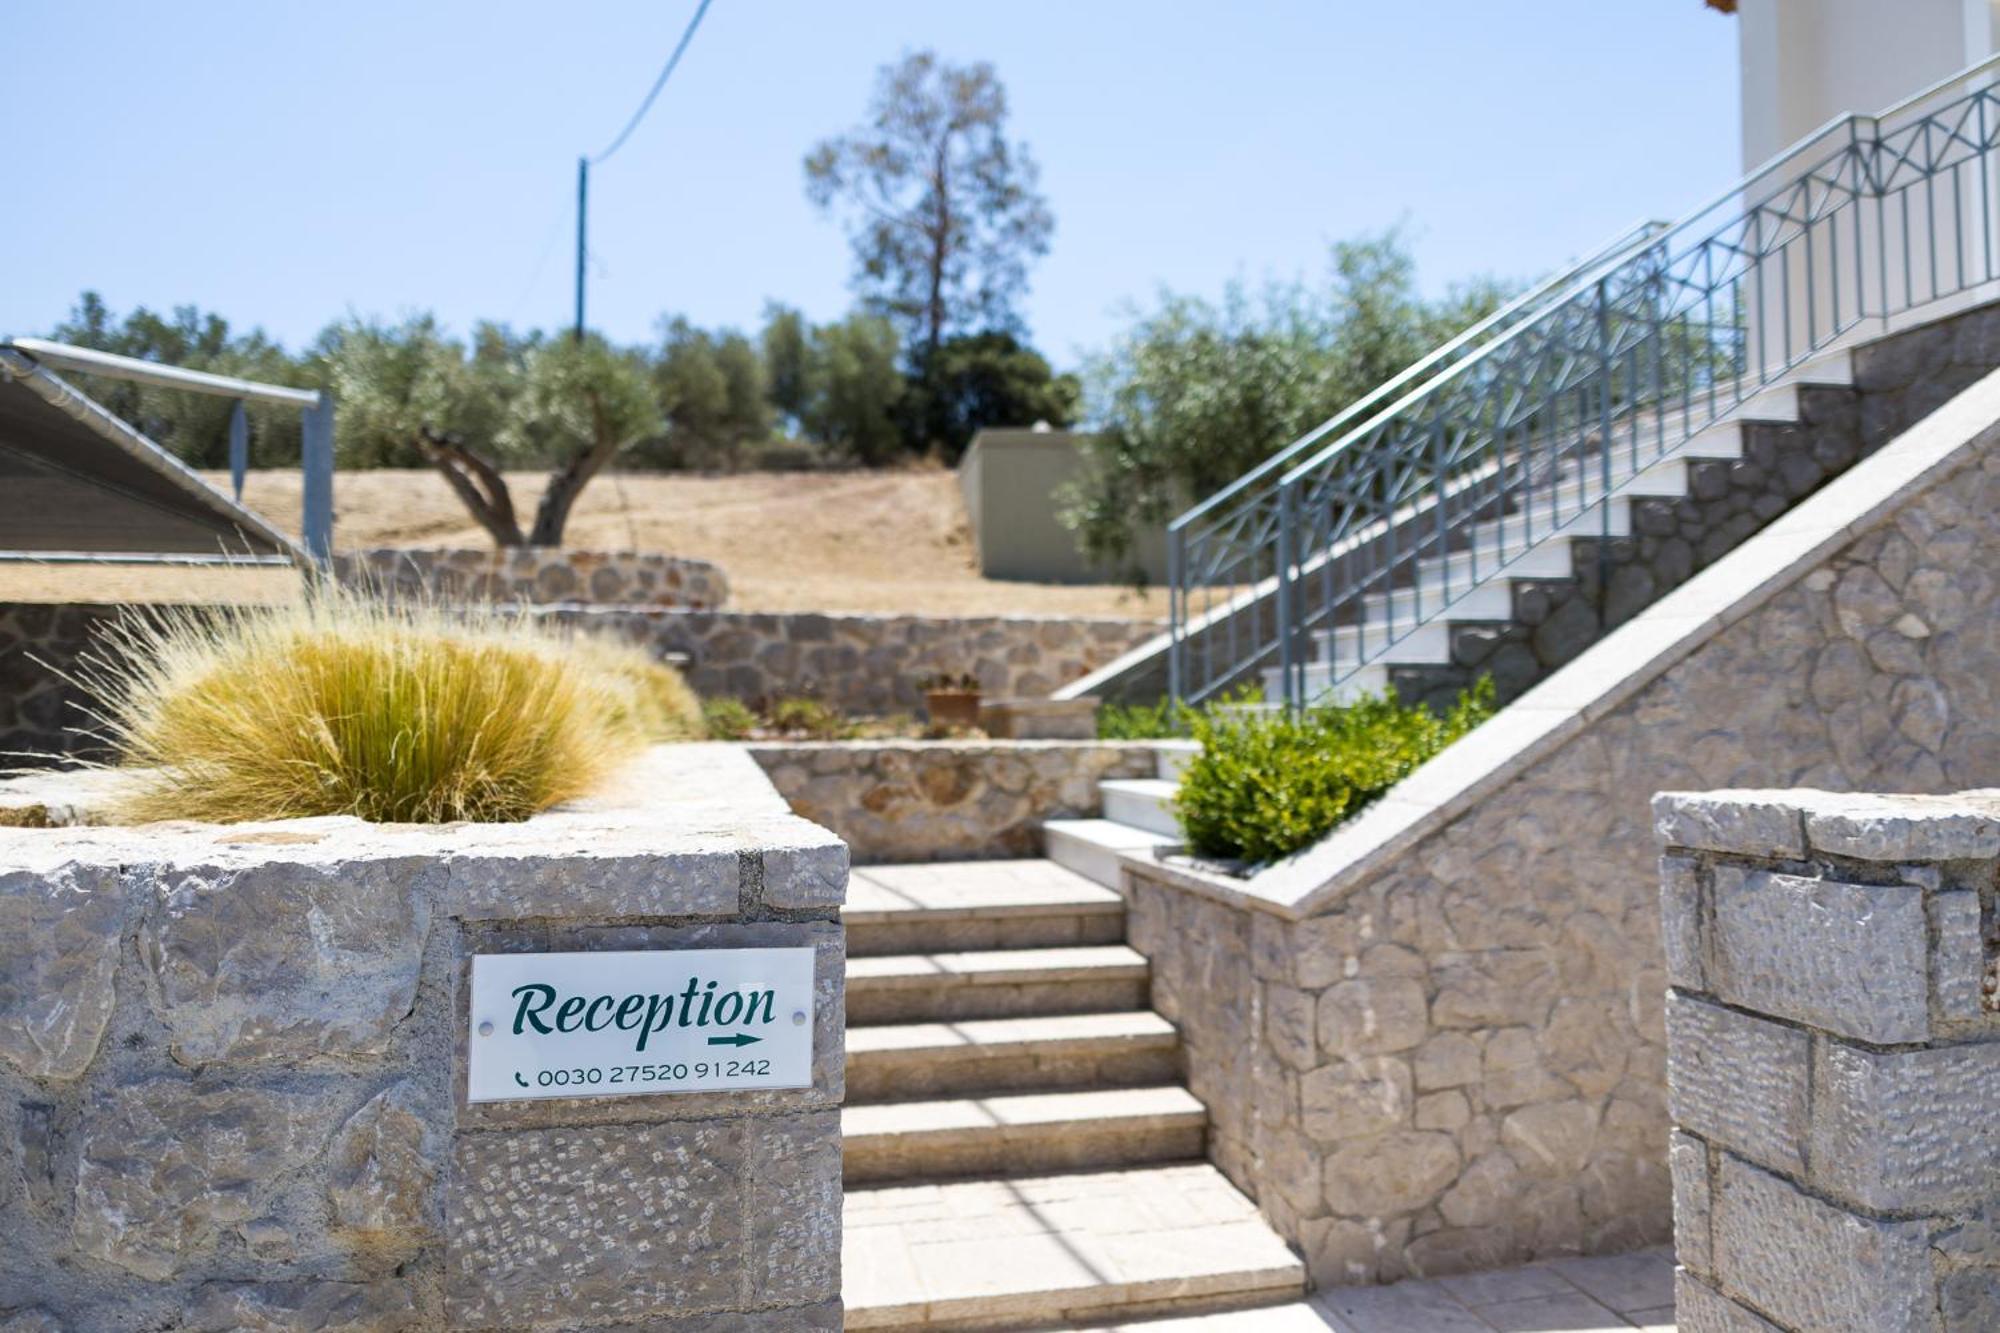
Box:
xmin=1070 ymin=1248 xmax=1676 ymax=1331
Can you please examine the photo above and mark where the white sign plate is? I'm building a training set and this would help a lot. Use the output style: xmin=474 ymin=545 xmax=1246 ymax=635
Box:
xmin=467 ymin=948 xmax=816 ymax=1103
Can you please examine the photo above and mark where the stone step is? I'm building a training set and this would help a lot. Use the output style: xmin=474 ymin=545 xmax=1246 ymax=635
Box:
xmin=1153 ymin=741 xmax=1200 ymax=782
xmin=1098 ymin=778 xmax=1180 ymax=838
xmin=845 ymin=860 xmax=1125 ymax=957
xmin=1044 ymin=818 xmax=1181 ymax=888
xmin=842 ymin=1085 xmax=1207 ymax=1185
xmin=843 ymin=1162 xmax=1306 ymax=1330
xmin=845 ymin=945 xmax=1153 ymax=1024
xmin=846 ymin=1010 xmax=1183 ymax=1102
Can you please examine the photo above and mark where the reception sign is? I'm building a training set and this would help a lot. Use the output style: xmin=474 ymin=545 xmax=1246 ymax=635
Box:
xmin=467 ymin=947 xmax=816 ymax=1102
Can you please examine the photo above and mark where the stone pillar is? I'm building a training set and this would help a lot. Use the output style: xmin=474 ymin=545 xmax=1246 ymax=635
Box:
xmin=0 ymin=746 xmax=846 ymax=1331
xmin=1656 ymin=787 xmax=2000 ymax=1332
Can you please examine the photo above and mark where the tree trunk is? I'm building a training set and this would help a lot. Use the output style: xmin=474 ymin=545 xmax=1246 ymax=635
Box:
xmin=416 ymin=427 xmax=526 ymax=546
xmin=526 ymin=389 xmax=625 ymax=547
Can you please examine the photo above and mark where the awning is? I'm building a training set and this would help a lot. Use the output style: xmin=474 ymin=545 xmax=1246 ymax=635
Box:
xmin=0 ymin=344 xmax=304 ymax=562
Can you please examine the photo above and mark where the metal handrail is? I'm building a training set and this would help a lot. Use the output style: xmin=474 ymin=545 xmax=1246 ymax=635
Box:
xmin=1 ymin=337 xmax=335 ymax=564
xmin=1168 ymin=218 xmax=1670 ymax=532
xmin=1169 ymin=52 xmax=2000 ymax=709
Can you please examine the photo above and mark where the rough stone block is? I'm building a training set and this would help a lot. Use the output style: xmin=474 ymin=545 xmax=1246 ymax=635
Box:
xmin=1320 ymin=1131 xmax=1459 ymax=1217
xmin=187 ymin=1279 xmax=418 ymax=1332
xmin=1653 ymin=792 xmax=1806 ymax=858
xmin=1413 ymin=1032 xmax=1481 ymax=1090
xmin=1301 ymin=1056 xmax=1414 ymax=1143
xmin=747 ymin=1112 xmax=841 ymax=1306
xmin=1715 ymin=1154 xmax=1936 ymax=1332
xmin=1665 ymin=992 xmax=1808 ymax=1176
xmin=446 ymin=1119 xmax=747 ymax=1326
xmin=1501 ymin=1100 xmax=1598 ymax=1179
xmin=1670 ymin=1130 xmax=1713 ymax=1277
xmin=1430 ymin=950 xmax=1557 ymax=1029
xmin=327 ymin=1080 xmax=443 ymax=1263
xmin=138 ymin=856 xmax=435 ymax=1064
xmin=447 ymin=847 xmax=740 ymax=920
xmin=1660 ymin=854 xmax=1706 ymax=990
xmin=73 ymin=1079 xmax=339 ymax=1280
xmin=1805 ymin=794 xmax=2000 ymax=861
xmin=1940 ymin=1267 xmax=2000 ymax=1333
xmin=1263 ymin=983 xmax=1318 ymax=1072
xmin=1810 ymin=1038 xmax=2000 ymax=1213
xmin=1674 ymin=1269 xmax=1782 ymax=1332
xmin=1316 ymin=977 xmax=1429 ymax=1057
xmin=758 ymin=842 xmax=848 ymax=912
xmin=1710 ymin=865 xmax=1930 ymax=1043
xmin=1931 ymin=889 xmax=1986 ymax=1022
xmin=0 ymin=862 xmax=125 ymax=1079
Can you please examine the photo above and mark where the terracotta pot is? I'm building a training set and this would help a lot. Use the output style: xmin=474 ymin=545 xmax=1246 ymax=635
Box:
xmin=924 ymin=689 xmax=982 ymax=730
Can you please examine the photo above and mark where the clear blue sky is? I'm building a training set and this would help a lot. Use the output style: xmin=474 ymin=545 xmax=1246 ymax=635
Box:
xmin=2 ymin=1 xmax=1740 ymax=366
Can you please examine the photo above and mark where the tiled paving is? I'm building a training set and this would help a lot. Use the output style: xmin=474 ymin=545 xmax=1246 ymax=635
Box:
xmin=843 ymin=1162 xmax=1304 ymax=1328
xmin=1065 ymin=1248 xmax=1678 ymax=1331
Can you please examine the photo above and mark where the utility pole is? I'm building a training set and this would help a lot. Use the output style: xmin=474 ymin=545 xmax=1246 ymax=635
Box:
xmin=573 ymin=157 xmax=589 ymax=343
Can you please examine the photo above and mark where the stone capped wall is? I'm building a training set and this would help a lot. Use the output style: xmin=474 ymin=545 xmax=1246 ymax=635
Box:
xmin=748 ymin=740 xmax=1166 ymax=862
xmin=1657 ymin=788 xmax=2000 ymax=1332
xmin=336 ymin=547 xmax=731 ymax=610
xmin=0 ymin=746 xmax=847 ymax=1330
xmin=0 ymin=602 xmax=1160 ymax=765
xmin=1112 ymin=363 xmax=2000 ymax=1288
xmin=555 ymin=607 xmax=1160 ymax=715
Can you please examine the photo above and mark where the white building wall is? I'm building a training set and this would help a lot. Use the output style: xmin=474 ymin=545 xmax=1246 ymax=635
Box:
xmin=1739 ymin=0 xmax=2000 ymax=169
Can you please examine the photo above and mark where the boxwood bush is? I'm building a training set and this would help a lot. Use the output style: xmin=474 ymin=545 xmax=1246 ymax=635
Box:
xmin=1176 ymin=678 xmax=1494 ymax=865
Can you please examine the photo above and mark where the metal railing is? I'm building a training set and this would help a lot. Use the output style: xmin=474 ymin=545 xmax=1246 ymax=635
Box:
xmin=1 ymin=337 xmax=334 ymax=564
xmin=1168 ymin=55 xmax=2000 ymax=708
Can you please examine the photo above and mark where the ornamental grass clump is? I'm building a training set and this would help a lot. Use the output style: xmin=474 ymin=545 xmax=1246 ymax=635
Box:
xmin=1175 ymin=678 xmax=1494 ymax=865
xmin=77 ymin=591 xmax=702 ymax=825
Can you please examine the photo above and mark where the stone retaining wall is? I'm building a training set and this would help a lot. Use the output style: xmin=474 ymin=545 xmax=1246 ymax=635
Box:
xmin=1657 ymin=788 xmax=2000 ymax=1332
xmin=0 ymin=603 xmax=1160 ymax=765
xmin=555 ymin=608 xmax=1160 ymax=715
xmin=748 ymin=741 xmax=1165 ymax=862
xmin=0 ymin=745 xmax=848 ymax=1330
xmin=1106 ymin=364 xmax=2000 ymax=1288
xmin=335 ymin=547 xmax=731 ymax=610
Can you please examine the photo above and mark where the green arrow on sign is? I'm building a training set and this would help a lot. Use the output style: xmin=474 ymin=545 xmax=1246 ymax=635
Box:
xmin=707 ymin=1033 xmax=762 ymax=1047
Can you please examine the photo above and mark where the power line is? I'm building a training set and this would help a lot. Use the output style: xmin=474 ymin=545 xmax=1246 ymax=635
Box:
xmin=574 ymin=0 xmax=716 ymax=340
xmin=590 ymin=0 xmax=714 ymax=166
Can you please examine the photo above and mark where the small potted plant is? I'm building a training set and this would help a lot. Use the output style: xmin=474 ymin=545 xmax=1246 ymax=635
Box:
xmin=921 ymin=671 xmax=982 ymax=731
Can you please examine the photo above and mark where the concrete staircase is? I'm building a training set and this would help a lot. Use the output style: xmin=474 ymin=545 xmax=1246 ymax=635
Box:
xmin=1264 ymin=351 xmax=1859 ymax=707
xmin=841 ymin=750 xmax=1301 ymax=1330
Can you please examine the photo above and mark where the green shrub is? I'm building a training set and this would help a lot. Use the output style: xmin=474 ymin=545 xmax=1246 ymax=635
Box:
xmin=1175 ymin=679 xmax=1494 ymax=864
xmin=765 ymin=696 xmax=858 ymax=741
xmin=702 ymin=697 xmax=760 ymax=741
xmin=1097 ymin=685 xmax=1264 ymax=740
xmin=1097 ymin=698 xmax=1180 ymax=740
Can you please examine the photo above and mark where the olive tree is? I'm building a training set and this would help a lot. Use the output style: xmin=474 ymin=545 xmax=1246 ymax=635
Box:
xmin=321 ymin=318 xmax=657 ymax=547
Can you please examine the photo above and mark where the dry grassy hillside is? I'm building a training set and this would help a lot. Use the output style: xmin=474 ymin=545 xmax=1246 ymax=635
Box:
xmin=0 ymin=466 xmax=1167 ymax=619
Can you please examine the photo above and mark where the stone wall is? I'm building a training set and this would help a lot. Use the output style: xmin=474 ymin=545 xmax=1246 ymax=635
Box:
xmin=1108 ymin=364 xmax=2000 ymax=1288
xmin=556 ymin=607 xmax=1160 ymax=715
xmin=336 ymin=547 xmax=731 ymax=610
xmin=1657 ymin=788 xmax=2000 ymax=1332
xmin=0 ymin=601 xmax=110 ymax=763
xmin=0 ymin=745 xmax=848 ymax=1330
xmin=0 ymin=602 xmax=1160 ymax=765
xmin=748 ymin=740 xmax=1165 ymax=862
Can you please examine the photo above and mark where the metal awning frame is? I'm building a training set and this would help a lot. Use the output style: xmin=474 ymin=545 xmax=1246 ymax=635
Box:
xmin=0 ymin=337 xmax=332 ymax=565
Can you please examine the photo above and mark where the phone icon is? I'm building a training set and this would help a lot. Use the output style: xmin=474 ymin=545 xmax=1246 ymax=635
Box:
xmin=514 ymin=1072 xmax=529 ymax=1088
